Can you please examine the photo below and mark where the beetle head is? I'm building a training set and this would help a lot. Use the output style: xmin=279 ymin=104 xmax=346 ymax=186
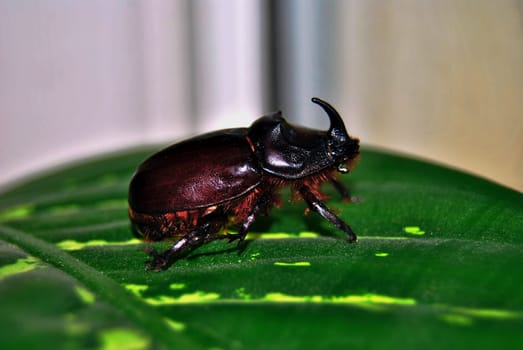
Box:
xmin=248 ymin=97 xmax=359 ymax=179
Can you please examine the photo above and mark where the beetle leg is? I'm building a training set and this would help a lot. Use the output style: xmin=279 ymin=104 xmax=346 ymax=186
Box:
xmin=227 ymin=202 xmax=265 ymax=247
xmin=330 ymin=177 xmax=351 ymax=200
xmin=146 ymin=213 xmax=227 ymax=271
xmin=299 ymin=186 xmax=358 ymax=242
xmin=330 ymin=177 xmax=361 ymax=203
xmin=227 ymin=199 xmax=268 ymax=247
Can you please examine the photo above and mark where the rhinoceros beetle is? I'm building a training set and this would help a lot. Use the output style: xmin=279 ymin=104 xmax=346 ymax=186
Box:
xmin=128 ymin=97 xmax=360 ymax=270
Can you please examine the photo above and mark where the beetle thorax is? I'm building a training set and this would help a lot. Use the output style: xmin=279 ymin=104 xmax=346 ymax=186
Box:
xmin=247 ymin=100 xmax=359 ymax=180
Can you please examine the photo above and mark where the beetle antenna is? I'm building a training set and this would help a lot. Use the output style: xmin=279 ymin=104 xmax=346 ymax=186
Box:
xmin=311 ymin=97 xmax=349 ymax=141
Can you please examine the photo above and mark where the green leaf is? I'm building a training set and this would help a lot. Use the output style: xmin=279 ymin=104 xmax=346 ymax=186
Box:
xmin=1 ymin=148 xmax=522 ymax=349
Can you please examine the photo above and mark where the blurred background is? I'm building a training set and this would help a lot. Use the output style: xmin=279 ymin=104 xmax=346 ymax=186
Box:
xmin=1 ymin=0 xmax=522 ymax=192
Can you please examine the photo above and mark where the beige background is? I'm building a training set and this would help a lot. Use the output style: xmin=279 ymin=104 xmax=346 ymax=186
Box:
xmin=336 ymin=0 xmax=523 ymax=191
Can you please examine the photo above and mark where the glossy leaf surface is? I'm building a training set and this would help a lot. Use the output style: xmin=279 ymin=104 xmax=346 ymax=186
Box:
xmin=1 ymin=148 xmax=522 ymax=349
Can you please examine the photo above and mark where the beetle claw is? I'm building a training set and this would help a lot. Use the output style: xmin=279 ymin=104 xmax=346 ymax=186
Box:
xmin=224 ymin=233 xmax=248 ymax=251
xmin=146 ymin=255 xmax=170 ymax=272
xmin=226 ymin=232 xmax=244 ymax=243
xmin=349 ymin=196 xmax=362 ymax=203
xmin=143 ymin=246 xmax=171 ymax=271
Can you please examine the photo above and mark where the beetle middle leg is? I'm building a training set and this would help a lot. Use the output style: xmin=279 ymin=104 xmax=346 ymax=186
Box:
xmin=330 ymin=177 xmax=351 ymax=200
xmin=330 ymin=177 xmax=361 ymax=203
xmin=226 ymin=203 xmax=262 ymax=246
xmin=225 ymin=191 xmax=275 ymax=247
xmin=299 ymin=186 xmax=358 ymax=242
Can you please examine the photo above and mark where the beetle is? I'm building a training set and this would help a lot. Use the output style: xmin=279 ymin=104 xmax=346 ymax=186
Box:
xmin=128 ymin=97 xmax=360 ymax=271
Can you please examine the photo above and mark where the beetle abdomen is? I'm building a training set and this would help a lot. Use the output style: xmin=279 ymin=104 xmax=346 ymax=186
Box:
xmin=129 ymin=207 xmax=209 ymax=241
xmin=129 ymin=186 xmax=267 ymax=241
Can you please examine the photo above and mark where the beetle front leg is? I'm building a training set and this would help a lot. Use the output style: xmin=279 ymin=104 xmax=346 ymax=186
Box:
xmin=299 ymin=186 xmax=358 ymax=242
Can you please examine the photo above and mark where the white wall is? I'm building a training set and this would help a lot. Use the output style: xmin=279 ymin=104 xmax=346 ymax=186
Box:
xmin=338 ymin=0 xmax=523 ymax=192
xmin=0 ymin=0 xmax=266 ymax=190
xmin=189 ymin=0 xmax=268 ymax=131
xmin=0 ymin=1 xmax=147 ymax=186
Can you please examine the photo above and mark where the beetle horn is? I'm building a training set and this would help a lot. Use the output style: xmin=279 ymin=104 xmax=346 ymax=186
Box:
xmin=311 ymin=97 xmax=349 ymax=141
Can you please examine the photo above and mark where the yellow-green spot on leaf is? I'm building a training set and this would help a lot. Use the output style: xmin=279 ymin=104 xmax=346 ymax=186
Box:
xmin=250 ymin=252 xmax=261 ymax=261
xmin=170 ymin=291 xmax=220 ymax=304
xmin=375 ymin=252 xmax=389 ymax=257
xmin=98 ymin=327 xmax=150 ymax=350
xmin=261 ymin=292 xmax=417 ymax=309
xmin=144 ymin=291 xmax=417 ymax=307
xmin=450 ymin=306 xmax=522 ymax=320
xmin=246 ymin=232 xmax=292 ymax=240
xmin=0 ymin=205 xmax=34 ymax=221
xmin=245 ymin=231 xmax=319 ymax=240
xmin=298 ymin=231 xmax=319 ymax=238
xmin=64 ymin=313 xmax=89 ymax=336
xmin=145 ymin=291 xmax=220 ymax=305
xmin=75 ymin=285 xmax=95 ymax=304
xmin=57 ymin=238 xmax=141 ymax=251
xmin=48 ymin=204 xmax=81 ymax=215
xmin=0 ymin=256 xmax=41 ymax=281
xmin=404 ymin=226 xmax=425 ymax=236
xmin=164 ymin=317 xmax=186 ymax=332
xmin=136 ymin=291 xmax=520 ymax=323
xmin=264 ymin=293 xmax=308 ymax=303
xmin=274 ymin=261 xmax=311 ymax=267
xmin=123 ymin=284 xmax=149 ymax=298
xmin=241 ymin=231 xmax=322 ymax=240
xmin=439 ymin=313 xmax=474 ymax=327
xmin=332 ymin=293 xmax=417 ymax=306
xmin=169 ymin=283 xmax=186 ymax=290
xmin=236 ymin=287 xmax=252 ymax=300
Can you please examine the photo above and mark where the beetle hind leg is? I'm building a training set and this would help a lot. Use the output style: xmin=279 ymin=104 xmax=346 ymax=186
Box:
xmin=145 ymin=212 xmax=228 ymax=271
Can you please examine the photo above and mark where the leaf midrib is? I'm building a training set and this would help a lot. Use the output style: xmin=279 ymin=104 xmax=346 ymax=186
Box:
xmin=0 ymin=224 xmax=228 ymax=350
